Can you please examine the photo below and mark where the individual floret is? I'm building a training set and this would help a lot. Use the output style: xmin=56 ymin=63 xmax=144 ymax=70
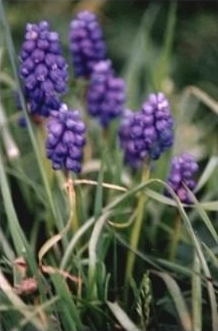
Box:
xmin=19 ymin=21 xmax=68 ymax=117
xmin=165 ymin=153 xmax=199 ymax=203
xmin=69 ymin=10 xmax=106 ymax=77
xmin=86 ymin=60 xmax=126 ymax=127
xmin=46 ymin=103 xmax=86 ymax=173
xmin=118 ymin=92 xmax=174 ymax=168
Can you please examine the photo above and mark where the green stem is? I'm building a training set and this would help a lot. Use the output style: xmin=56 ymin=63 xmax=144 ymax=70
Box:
xmin=169 ymin=211 xmax=181 ymax=261
xmin=36 ymin=124 xmax=55 ymax=233
xmin=124 ymin=162 xmax=150 ymax=303
xmin=36 ymin=125 xmax=54 ymax=187
xmin=65 ymin=173 xmax=79 ymax=234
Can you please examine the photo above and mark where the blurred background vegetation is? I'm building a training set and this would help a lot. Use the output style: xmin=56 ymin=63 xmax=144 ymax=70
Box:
xmin=3 ymin=0 xmax=218 ymax=150
xmin=1 ymin=2 xmax=218 ymax=330
xmin=3 ymin=0 xmax=218 ymax=217
xmin=4 ymin=0 xmax=218 ymax=91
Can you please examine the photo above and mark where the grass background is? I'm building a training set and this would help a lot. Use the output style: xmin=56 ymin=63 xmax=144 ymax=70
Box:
xmin=0 ymin=1 xmax=218 ymax=330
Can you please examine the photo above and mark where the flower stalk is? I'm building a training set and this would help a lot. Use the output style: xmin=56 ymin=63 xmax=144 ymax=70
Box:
xmin=124 ymin=161 xmax=150 ymax=303
xmin=64 ymin=173 xmax=79 ymax=234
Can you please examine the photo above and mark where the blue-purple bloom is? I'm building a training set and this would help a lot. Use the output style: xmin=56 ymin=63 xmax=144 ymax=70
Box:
xmin=46 ymin=103 xmax=86 ymax=173
xmin=19 ymin=21 xmax=68 ymax=117
xmin=166 ymin=153 xmax=199 ymax=203
xmin=86 ymin=60 xmax=126 ymax=127
xmin=69 ymin=10 xmax=106 ymax=77
xmin=118 ymin=92 xmax=174 ymax=168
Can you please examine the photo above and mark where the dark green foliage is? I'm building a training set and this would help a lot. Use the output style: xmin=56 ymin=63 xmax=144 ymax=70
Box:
xmin=1 ymin=1 xmax=218 ymax=331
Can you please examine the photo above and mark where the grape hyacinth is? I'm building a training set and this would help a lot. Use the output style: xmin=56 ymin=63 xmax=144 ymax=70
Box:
xmin=69 ymin=10 xmax=106 ymax=77
xmin=86 ymin=60 xmax=126 ymax=127
xmin=19 ymin=21 xmax=68 ymax=117
xmin=119 ymin=92 xmax=174 ymax=168
xmin=46 ymin=103 xmax=86 ymax=173
xmin=166 ymin=153 xmax=199 ymax=203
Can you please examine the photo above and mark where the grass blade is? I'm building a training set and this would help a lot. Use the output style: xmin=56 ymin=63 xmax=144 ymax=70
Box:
xmin=51 ymin=273 xmax=83 ymax=330
xmin=152 ymin=2 xmax=177 ymax=89
xmin=107 ymin=301 xmax=142 ymax=331
xmin=195 ymin=156 xmax=218 ymax=192
xmin=152 ymin=271 xmax=193 ymax=331
xmin=94 ymin=158 xmax=104 ymax=219
xmin=185 ymin=186 xmax=218 ymax=244
xmin=122 ymin=4 xmax=161 ymax=107
xmin=88 ymin=211 xmax=110 ymax=299
xmin=0 ymin=144 xmax=27 ymax=256
xmin=191 ymin=253 xmax=202 ymax=331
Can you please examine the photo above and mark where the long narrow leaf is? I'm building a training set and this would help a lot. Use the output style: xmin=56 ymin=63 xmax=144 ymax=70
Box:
xmin=0 ymin=227 xmax=15 ymax=261
xmin=0 ymin=144 xmax=27 ymax=256
xmin=153 ymin=2 xmax=177 ymax=89
xmin=51 ymin=273 xmax=83 ymax=330
xmin=107 ymin=301 xmax=142 ymax=331
xmin=192 ymin=253 xmax=202 ymax=331
xmin=152 ymin=271 xmax=193 ymax=331
xmin=88 ymin=211 xmax=110 ymax=299
xmin=185 ymin=185 xmax=218 ymax=244
xmin=94 ymin=158 xmax=104 ymax=219
xmin=195 ymin=156 xmax=218 ymax=192
xmin=0 ymin=148 xmax=42 ymax=289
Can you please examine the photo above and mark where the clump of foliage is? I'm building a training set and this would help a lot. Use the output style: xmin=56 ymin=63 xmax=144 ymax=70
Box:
xmin=0 ymin=2 xmax=218 ymax=331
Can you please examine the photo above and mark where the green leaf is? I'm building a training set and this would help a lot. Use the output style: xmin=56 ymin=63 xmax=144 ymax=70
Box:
xmin=200 ymin=201 xmax=218 ymax=211
xmin=51 ymin=273 xmax=83 ymax=330
xmin=192 ymin=253 xmax=202 ymax=331
xmin=152 ymin=271 xmax=193 ymax=331
xmin=122 ymin=4 xmax=161 ymax=107
xmin=186 ymin=86 xmax=218 ymax=116
xmin=152 ymin=2 xmax=177 ymax=89
xmin=185 ymin=185 xmax=218 ymax=244
xmin=88 ymin=211 xmax=111 ymax=299
xmin=202 ymin=242 xmax=218 ymax=270
xmin=94 ymin=158 xmax=104 ymax=219
xmin=107 ymin=301 xmax=142 ymax=331
xmin=60 ymin=216 xmax=96 ymax=269
xmin=195 ymin=156 xmax=218 ymax=192
xmin=0 ymin=144 xmax=27 ymax=256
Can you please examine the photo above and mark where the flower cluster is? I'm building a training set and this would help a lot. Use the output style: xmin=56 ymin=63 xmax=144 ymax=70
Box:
xmin=46 ymin=104 xmax=86 ymax=173
xmin=19 ymin=21 xmax=68 ymax=117
xmin=86 ymin=60 xmax=126 ymax=127
xmin=118 ymin=92 xmax=174 ymax=168
xmin=69 ymin=10 xmax=106 ymax=77
xmin=17 ymin=13 xmax=193 ymax=184
xmin=166 ymin=153 xmax=199 ymax=203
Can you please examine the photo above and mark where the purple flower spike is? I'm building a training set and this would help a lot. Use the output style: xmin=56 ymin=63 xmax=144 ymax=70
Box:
xmin=45 ymin=103 xmax=86 ymax=173
xmin=69 ymin=10 xmax=106 ymax=77
xmin=19 ymin=21 xmax=68 ymax=117
xmin=118 ymin=92 xmax=174 ymax=168
xmin=87 ymin=60 xmax=126 ymax=127
xmin=166 ymin=153 xmax=199 ymax=203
